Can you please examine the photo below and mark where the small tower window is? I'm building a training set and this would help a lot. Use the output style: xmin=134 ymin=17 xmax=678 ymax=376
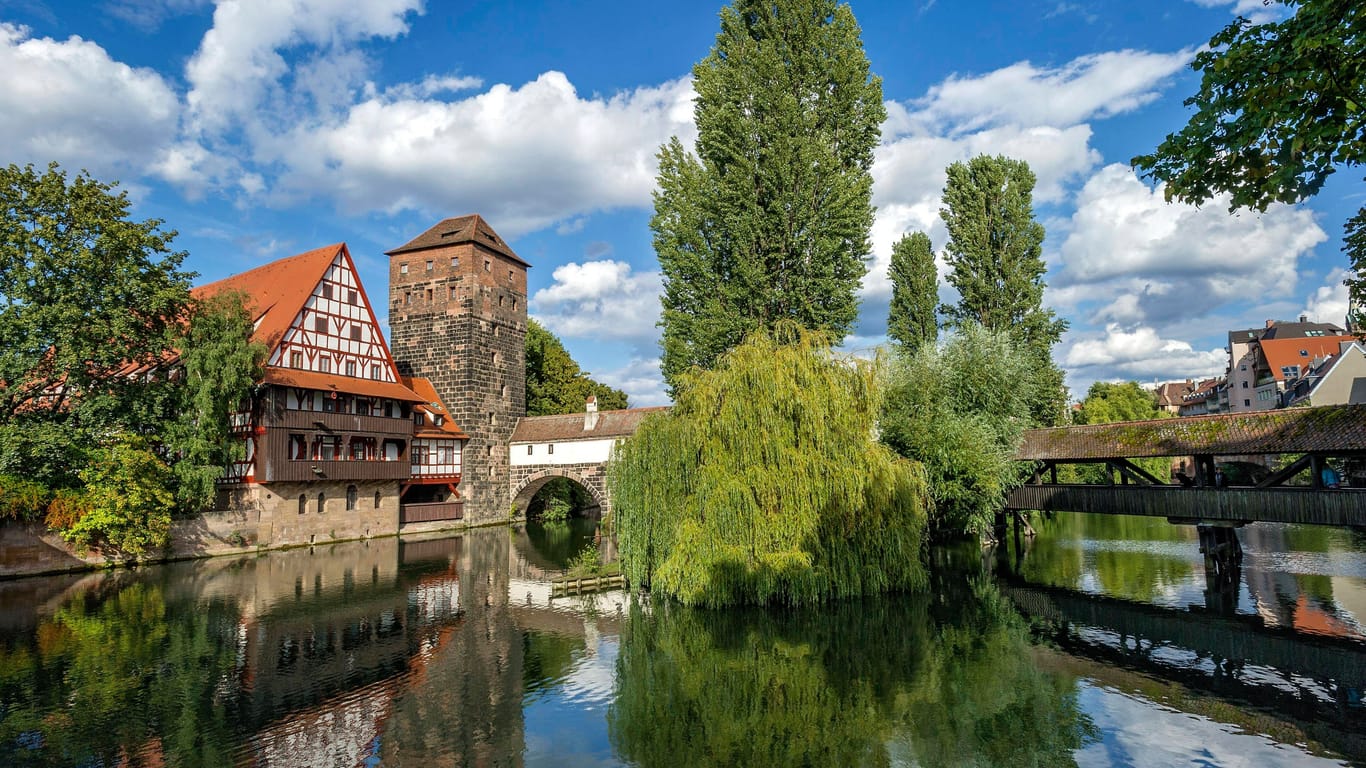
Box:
xmin=499 ymin=295 xmax=505 ymax=307
xmin=484 ymin=259 xmax=491 ymax=272
xmin=426 ymin=260 xmax=434 ymax=272
xmin=404 ymin=291 xmax=412 ymax=305
xmin=451 ymin=256 xmax=459 ymax=267
xmin=449 ymin=286 xmax=457 ymax=300
xmin=400 ymin=263 xmax=409 ymax=274
xmin=426 ymin=288 xmax=433 ymax=302
xmin=508 ymin=270 xmax=513 ymax=281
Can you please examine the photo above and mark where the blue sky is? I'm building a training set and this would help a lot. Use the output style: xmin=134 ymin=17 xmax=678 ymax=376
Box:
xmin=2 ymin=0 xmax=1356 ymax=406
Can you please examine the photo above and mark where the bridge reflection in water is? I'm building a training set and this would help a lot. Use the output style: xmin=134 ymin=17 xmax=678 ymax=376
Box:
xmin=996 ymin=515 xmax=1366 ymax=762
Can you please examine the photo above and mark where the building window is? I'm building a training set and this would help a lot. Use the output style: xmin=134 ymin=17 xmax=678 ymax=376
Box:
xmin=290 ymin=351 xmax=304 ymax=368
xmin=449 ymin=285 xmax=457 ymax=300
xmin=348 ymin=289 xmax=357 ymax=304
xmin=499 ymin=295 xmax=505 ymax=307
xmin=488 ymin=412 xmax=495 ymax=425
xmin=1242 ymin=381 xmax=1248 ymax=388
xmin=345 ymin=361 xmax=356 ymax=377
xmin=321 ymin=283 xmax=332 ymax=300
xmin=426 ymin=260 xmax=434 ymax=272
xmin=501 ymin=384 xmax=508 ymax=399
xmin=374 ymin=491 xmax=382 ymax=509
xmin=508 ymin=270 xmax=513 ymax=281
xmin=351 ymin=325 xmax=362 ymax=341
xmin=527 ymin=445 xmax=533 ymax=455
xmin=315 ymin=316 xmax=327 ymax=333
xmin=400 ymin=263 xmax=409 ymax=274
xmin=426 ymin=288 xmax=433 ymax=302
xmin=350 ymin=437 xmax=375 ymax=461
xmin=346 ymin=485 xmax=358 ymax=511
xmin=548 ymin=444 xmax=554 ymax=455
xmin=318 ymin=357 xmax=331 ymax=374
xmin=313 ymin=435 xmax=342 ymax=461
xmin=451 ymin=256 xmax=459 ymax=267
xmin=404 ymin=291 xmax=412 ymax=305
xmin=298 ymin=494 xmax=307 ymax=515
xmin=289 ymin=434 xmax=307 ymax=460
xmin=483 ymin=259 xmax=491 ymax=272
xmin=370 ymin=364 xmax=382 ymax=380
xmin=1244 ymin=399 xmax=1251 ymax=407
xmin=414 ymin=411 xmax=425 ymax=425
xmin=316 ymin=492 xmax=325 ymax=514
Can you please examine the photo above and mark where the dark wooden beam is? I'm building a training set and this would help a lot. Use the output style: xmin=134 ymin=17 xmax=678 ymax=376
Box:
xmin=1255 ymin=453 xmax=1313 ymax=488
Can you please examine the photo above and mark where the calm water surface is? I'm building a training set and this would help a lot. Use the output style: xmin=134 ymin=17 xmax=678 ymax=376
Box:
xmin=1 ymin=514 xmax=1364 ymax=766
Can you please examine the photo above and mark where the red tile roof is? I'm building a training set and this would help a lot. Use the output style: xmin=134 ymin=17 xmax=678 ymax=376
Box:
xmin=385 ymin=214 xmax=530 ymax=267
xmin=262 ymin=367 xmax=425 ymax=403
xmin=192 ymin=243 xmax=344 ymax=351
xmin=402 ymin=376 xmax=469 ymax=439
xmin=510 ymin=407 xmax=669 ymax=443
xmin=1259 ymin=335 xmax=1358 ymax=382
xmin=1017 ymin=404 xmax=1366 ymax=460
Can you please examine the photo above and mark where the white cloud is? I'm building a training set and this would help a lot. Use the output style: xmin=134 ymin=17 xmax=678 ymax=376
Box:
xmin=1187 ymin=0 xmax=1287 ymax=24
xmin=272 ymin=73 xmax=696 ymax=236
xmin=1301 ymin=269 xmax=1352 ymax=326
xmin=530 ymin=259 xmax=663 ymax=343
xmin=184 ymin=0 xmax=422 ymax=135
xmin=0 ymin=23 xmax=180 ymax=176
xmin=899 ymin=49 xmax=1193 ymax=135
xmin=1055 ymin=164 xmax=1327 ymax=325
xmin=594 ymin=357 xmax=670 ymax=408
xmin=1064 ymin=323 xmax=1226 ymax=379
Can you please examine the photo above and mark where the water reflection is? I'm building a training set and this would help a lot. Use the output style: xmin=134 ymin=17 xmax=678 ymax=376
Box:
xmin=0 ymin=520 xmax=1363 ymax=766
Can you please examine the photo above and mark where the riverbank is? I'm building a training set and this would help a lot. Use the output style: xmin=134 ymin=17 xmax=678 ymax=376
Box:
xmin=0 ymin=510 xmax=520 ymax=580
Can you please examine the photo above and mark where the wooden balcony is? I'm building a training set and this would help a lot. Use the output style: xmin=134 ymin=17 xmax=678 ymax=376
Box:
xmin=269 ymin=409 xmax=412 ymax=436
xmin=400 ymin=500 xmax=464 ymax=525
xmin=262 ymin=458 xmax=410 ymax=483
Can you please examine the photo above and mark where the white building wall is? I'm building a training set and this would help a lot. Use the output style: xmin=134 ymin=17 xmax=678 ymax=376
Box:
xmin=509 ymin=437 xmax=618 ymax=466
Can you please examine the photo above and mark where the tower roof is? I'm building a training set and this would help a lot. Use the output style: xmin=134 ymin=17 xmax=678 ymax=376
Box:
xmin=385 ymin=214 xmax=529 ymax=267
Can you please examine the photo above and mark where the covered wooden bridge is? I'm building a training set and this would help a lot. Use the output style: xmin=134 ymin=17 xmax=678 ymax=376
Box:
xmin=1007 ymin=404 xmax=1366 ymax=528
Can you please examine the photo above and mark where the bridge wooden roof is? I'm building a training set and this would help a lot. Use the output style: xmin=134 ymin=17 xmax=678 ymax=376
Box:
xmin=1017 ymin=404 xmax=1366 ymax=460
xmin=510 ymin=407 xmax=668 ymax=444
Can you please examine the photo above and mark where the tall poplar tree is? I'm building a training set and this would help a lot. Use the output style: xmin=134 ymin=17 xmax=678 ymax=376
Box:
xmin=652 ymin=0 xmax=885 ymax=391
xmin=887 ymin=232 xmax=938 ymax=350
xmin=939 ymin=155 xmax=1069 ymax=425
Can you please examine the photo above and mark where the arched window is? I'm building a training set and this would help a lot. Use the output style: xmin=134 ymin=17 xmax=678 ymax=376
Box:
xmin=316 ymin=492 xmax=325 ymax=514
xmin=298 ymin=494 xmax=307 ymax=515
xmin=374 ymin=491 xmax=382 ymax=509
xmin=346 ymin=485 xmax=358 ymax=511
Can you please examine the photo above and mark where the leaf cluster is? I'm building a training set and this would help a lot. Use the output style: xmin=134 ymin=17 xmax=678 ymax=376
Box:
xmin=887 ymin=231 xmax=938 ymax=351
xmin=608 ymin=324 xmax=928 ymax=607
xmin=525 ymin=318 xmax=627 ymax=416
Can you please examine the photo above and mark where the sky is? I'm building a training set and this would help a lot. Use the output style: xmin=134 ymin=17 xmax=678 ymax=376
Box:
xmin=1 ymin=0 xmax=1358 ymax=407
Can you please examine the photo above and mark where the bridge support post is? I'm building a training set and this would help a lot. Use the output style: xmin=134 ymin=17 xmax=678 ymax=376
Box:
xmin=1197 ymin=524 xmax=1243 ymax=583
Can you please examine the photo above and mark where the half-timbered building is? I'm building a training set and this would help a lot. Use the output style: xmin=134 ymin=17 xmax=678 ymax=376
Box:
xmin=198 ymin=243 xmax=467 ymax=544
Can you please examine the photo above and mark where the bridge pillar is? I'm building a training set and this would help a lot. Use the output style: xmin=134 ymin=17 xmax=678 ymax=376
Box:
xmin=1197 ymin=524 xmax=1243 ymax=584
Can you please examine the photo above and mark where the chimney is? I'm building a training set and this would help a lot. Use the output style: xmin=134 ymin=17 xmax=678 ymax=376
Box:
xmin=1299 ymin=313 xmax=1309 ymax=323
xmin=584 ymin=395 xmax=599 ymax=431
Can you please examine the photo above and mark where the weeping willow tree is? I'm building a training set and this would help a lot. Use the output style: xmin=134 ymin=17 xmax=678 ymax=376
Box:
xmin=608 ymin=325 xmax=929 ymax=607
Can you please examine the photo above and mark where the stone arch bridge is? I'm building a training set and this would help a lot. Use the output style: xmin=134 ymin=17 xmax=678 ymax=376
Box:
xmin=507 ymin=404 xmax=668 ymax=517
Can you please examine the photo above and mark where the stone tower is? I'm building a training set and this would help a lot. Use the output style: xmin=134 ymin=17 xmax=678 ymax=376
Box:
xmin=387 ymin=215 xmax=528 ymax=521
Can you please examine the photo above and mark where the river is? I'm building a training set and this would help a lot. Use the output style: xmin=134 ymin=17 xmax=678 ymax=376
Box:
xmin=1 ymin=514 xmax=1364 ymax=766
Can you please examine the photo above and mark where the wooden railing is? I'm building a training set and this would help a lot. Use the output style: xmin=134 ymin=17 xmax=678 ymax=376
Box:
xmin=1007 ymin=483 xmax=1366 ymax=526
xmin=400 ymin=500 xmax=464 ymax=525
xmin=264 ymin=459 xmax=409 ymax=483
xmin=271 ymin=410 xmax=412 ymax=436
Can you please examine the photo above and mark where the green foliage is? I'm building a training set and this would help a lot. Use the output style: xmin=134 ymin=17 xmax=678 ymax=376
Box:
xmin=0 ymin=421 xmax=89 ymax=490
xmin=1132 ymin=1 xmax=1366 ymax=330
xmin=0 ymin=473 xmax=50 ymax=520
xmin=1063 ymin=382 xmax=1172 ymax=484
xmin=540 ymin=495 xmax=571 ymax=523
xmin=880 ymin=323 xmax=1046 ymax=538
xmin=0 ymin=162 xmax=192 ymax=433
xmin=653 ymin=0 xmax=884 ymax=391
xmin=567 ymin=542 xmax=602 ymax=576
xmin=887 ymin=231 xmax=939 ymax=351
xmin=939 ymin=156 xmax=1068 ymax=425
xmin=526 ymin=318 xmax=627 ymax=415
xmin=609 ymin=325 xmax=928 ymax=607
xmin=608 ymin=573 xmax=1096 ymax=767
xmin=61 ymin=435 xmax=174 ymax=557
xmin=164 ymin=290 xmax=266 ymax=511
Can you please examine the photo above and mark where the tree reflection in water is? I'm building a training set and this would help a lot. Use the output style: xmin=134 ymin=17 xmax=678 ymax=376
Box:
xmin=609 ymin=550 xmax=1097 ymax=767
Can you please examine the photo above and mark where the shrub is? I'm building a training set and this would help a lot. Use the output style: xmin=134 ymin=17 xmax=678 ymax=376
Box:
xmin=44 ymin=488 xmax=92 ymax=531
xmin=0 ymin=474 xmax=51 ymax=521
xmin=62 ymin=435 xmax=173 ymax=557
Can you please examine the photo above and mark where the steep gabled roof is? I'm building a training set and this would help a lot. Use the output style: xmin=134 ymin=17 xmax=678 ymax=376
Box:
xmin=263 ymin=368 xmax=425 ymax=403
xmin=402 ymin=376 xmax=470 ymax=439
xmin=385 ymin=214 xmax=529 ymax=267
xmin=1259 ymin=335 xmax=1358 ymax=382
xmin=193 ymin=243 xmax=344 ymax=351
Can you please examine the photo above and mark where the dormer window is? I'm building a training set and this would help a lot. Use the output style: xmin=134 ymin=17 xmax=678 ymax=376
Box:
xmin=434 ymin=415 xmax=444 ymax=426
xmin=414 ymin=412 xmax=425 ymax=425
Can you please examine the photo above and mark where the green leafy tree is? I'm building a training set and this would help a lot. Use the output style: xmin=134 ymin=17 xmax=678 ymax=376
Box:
xmin=887 ymin=231 xmax=939 ymax=350
xmin=165 ymin=290 xmax=266 ymax=511
xmin=609 ymin=325 xmax=928 ymax=606
xmin=1131 ymin=0 xmax=1366 ymax=326
xmin=880 ymin=323 xmax=1044 ymax=538
xmin=0 ymin=162 xmax=192 ymax=434
xmin=62 ymin=434 xmax=174 ymax=557
xmin=525 ymin=318 xmax=627 ymax=416
xmin=940 ymin=155 xmax=1069 ymax=425
xmin=653 ymin=0 xmax=885 ymax=391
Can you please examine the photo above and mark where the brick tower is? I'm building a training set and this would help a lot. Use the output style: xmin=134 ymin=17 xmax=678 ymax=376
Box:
xmin=387 ymin=215 xmax=528 ymax=521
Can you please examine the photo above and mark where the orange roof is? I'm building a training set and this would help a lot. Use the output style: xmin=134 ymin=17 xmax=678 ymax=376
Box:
xmin=401 ymin=376 xmax=469 ymax=439
xmin=263 ymin=367 xmax=425 ymax=402
xmin=193 ymin=243 xmax=345 ymax=351
xmin=1259 ymin=335 xmax=1357 ymax=382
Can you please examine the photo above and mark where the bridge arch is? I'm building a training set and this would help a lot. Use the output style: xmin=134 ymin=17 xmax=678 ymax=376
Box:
xmin=510 ymin=467 xmax=609 ymax=518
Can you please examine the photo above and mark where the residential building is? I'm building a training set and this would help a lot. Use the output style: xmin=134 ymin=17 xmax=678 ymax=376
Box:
xmin=1225 ymin=317 xmax=1352 ymax=412
xmin=1282 ymin=342 xmax=1366 ymax=408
